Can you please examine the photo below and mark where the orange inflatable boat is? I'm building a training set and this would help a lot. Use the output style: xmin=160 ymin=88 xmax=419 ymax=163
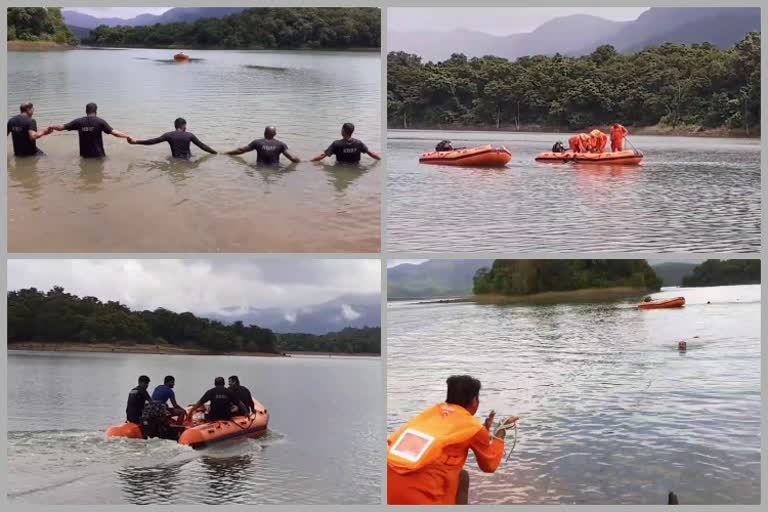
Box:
xmin=638 ymin=296 xmax=685 ymax=309
xmin=106 ymin=400 xmax=269 ymax=449
xmin=174 ymin=52 xmax=190 ymax=62
xmin=536 ymin=149 xmax=643 ymax=165
xmin=419 ymin=145 xmax=512 ymax=167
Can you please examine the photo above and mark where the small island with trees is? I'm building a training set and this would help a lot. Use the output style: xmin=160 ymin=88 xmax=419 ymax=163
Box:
xmin=8 ymin=287 xmax=380 ymax=356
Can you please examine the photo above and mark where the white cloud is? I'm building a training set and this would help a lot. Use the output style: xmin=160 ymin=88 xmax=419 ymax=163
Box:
xmin=64 ymin=8 xmax=172 ymax=19
xmin=283 ymin=312 xmax=297 ymax=324
xmin=7 ymin=259 xmax=380 ymax=315
xmin=340 ymin=304 xmax=361 ymax=321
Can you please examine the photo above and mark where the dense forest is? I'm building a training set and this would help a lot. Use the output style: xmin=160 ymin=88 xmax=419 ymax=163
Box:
xmin=682 ymin=260 xmax=760 ymax=287
xmin=8 ymin=287 xmax=380 ymax=355
xmin=473 ymin=260 xmax=661 ymax=296
xmin=277 ymin=327 xmax=380 ymax=354
xmin=388 ymin=33 xmax=760 ymax=132
xmin=82 ymin=8 xmax=380 ymax=49
xmin=7 ymin=7 xmax=76 ymax=45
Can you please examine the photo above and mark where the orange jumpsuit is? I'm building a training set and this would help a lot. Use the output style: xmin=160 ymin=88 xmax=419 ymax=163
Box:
xmin=590 ymin=129 xmax=608 ymax=153
xmin=568 ymin=135 xmax=584 ymax=153
xmin=579 ymin=133 xmax=593 ymax=152
xmin=387 ymin=404 xmax=505 ymax=505
xmin=610 ymin=124 xmax=628 ymax=152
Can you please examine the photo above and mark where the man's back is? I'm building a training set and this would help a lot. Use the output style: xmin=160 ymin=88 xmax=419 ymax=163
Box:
xmin=64 ymin=116 xmax=113 ymax=158
xmin=7 ymin=114 xmax=38 ymax=156
xmin=126 ymin=386 xmax=150 ymax=423
xmin=151 ymin=384 xmax=175 ymax=404
xmin=248 ymin=138 xmax=288 ymax=165
xmin=200 ymin=386 xmax=238 ymax=420
xmin=230 ymin=385 xmax=254 ymax=413
xmin=325 ymin=138 xmax=368 ymax=163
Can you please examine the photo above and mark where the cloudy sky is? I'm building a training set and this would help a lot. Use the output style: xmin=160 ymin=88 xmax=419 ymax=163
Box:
xmin=7 ymin=259 xmax=380 ymax=316
xmin=389 ymin=7 xmax=649 ymax=35
xmin=64 ymin=7 xmax=172 ymax=18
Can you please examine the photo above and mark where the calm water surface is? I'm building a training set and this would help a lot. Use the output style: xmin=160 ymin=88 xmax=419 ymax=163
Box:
xmin=387 ymin=285 xmax=760 ymax=504
xmin=7 ymin=49 xmax=381 ymax=252
xmin=387 ymin=130 xmax=760 ymax=252
xmin=8 ymin=352 xmax=382 ymax=504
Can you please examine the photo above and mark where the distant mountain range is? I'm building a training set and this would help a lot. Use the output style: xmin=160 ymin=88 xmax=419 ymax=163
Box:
xmin=63 ymin=7 xmax=248 ymax=30
xmin=388 ymin=260 xmax=492 ymax=299
xmin=206 ymin=293 xmax=380 ymax=335
xmin=389 ymin=7 xmax=760 ymax=61
xmin=387 ymin=259 xmax=702 ymax=298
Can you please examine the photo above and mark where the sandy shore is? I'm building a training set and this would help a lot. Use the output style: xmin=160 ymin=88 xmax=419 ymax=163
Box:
xmin=416 ymin=287 xmax=653 ymax=306
xmin=8 ymin=40 xmax=75 ymax=51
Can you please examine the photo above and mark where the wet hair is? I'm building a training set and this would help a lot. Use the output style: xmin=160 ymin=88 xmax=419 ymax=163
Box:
xmin=164 ymin=375 xmax=175 ymax=384
xmin=138 ymin=375 xmax=150 ymax=385
xmin=228 ymin=375 xmax=240 ymax=385
xmin=445 ymin=375 xmax=481 ymax=407
xmin=86 ymin=102 xmax=98 ymax=114
xmin=214 ymin=376 xmax=225 ymax=386
xmin=264 ymin=126 xmax=276 ymax=138
xmin=341 ymin=122 xmax=355 ymax=137
xmin=174 ymin=118 xmax=186 ymax=129
xmin=20 ymin=102 xmax=33 ymax=113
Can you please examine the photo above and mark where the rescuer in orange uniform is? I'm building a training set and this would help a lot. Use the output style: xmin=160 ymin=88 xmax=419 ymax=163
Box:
xmin=589 ymin=129 xmax=608 ymax=153
xmin=568 ymin=134 xmax=584 ymax=153
xmin=610 ymin=123 xmax=628 ymax=152
xmin=387 ymin=375 xmax=519 ymax=505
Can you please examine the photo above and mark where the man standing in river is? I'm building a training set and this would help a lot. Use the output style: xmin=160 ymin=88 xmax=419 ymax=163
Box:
xmin=226 ymin=125 xmax=299 ymax=164
xmin=7 ymin=102 xmax=52 ymax=156
xmin=311 ymin=122 xmax=381 ymax=164
xmin=129 ymin=117 xmax=217 ymax=159
xmin=47 ymin=102 xmax=132 ymax=158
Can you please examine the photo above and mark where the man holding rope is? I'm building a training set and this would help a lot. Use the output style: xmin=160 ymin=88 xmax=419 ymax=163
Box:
xmin=387 ymin=375 xmax=519 ymax=505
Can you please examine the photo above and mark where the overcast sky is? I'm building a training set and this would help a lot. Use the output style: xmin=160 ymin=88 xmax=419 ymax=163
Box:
xmin=388 ymin=7 xmax=649 ymax=35
xmin=64 ymin=7 xmax=172 ymax=19
xmin=8 ymin=259 xmax=380 ymax=315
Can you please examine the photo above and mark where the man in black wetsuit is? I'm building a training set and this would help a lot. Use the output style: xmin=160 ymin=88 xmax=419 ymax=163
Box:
xmin=7 ymin=102 xmax=52 ymax=156
xmin=126 ymin=375 xmax=152 ymax=424
xmin=47 ymin=102 xmax=132 ymax=158
xmin=191 ymin=377 xmax=247 ymax=421
xmin=225 ymin=125 xmax=299 ymax=165
xmin=228 ymin=375 xmax=254 ymax=414
xmin=129 ymin=117 xmax=217 ymax=159
xmin=311 ymin=122 xmax=381 ymax=164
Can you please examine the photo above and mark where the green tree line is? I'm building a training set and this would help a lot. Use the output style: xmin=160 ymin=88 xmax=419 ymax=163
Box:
xmin=7 ymin=7 xmax=76 ymax=45
xmin=473 ymin=260 xmax=662 ymax=296
xmin=682 ymin=259 xmax=760 ymax=287
xmin=83 ymin=8 xmax=380 ymax=50
xmin=277 ymin=326 xmax=381 ymax=354
xmin=8 ymin=286 xmax=380 ymax=354
xmin=388 ymin=33 xmax=760 ymax=132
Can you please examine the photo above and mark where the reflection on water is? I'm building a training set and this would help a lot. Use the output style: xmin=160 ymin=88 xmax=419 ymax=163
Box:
xmin=8 ymin=48 xmax=381 ymax=252
xmin=387 ymin=130 xmax=760 ymax=253
xmin=387 ymin=285 xmax=760 ymax=504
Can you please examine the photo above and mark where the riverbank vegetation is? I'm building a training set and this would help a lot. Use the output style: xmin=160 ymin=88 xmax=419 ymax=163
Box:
xmin=7 ymin=287 xmax=380 ymax=355
xmin=682 ymin=259 xmax=760 ymax=287
xmin=7 ymin=7 xmax=76 ymax=46
xmin=82 ymin=8 xmax=380 ymax=50
xmin=388 ymin=33 xmax=760 ymax=134
xmin=473 ymin=260 xmax=661 ymax=296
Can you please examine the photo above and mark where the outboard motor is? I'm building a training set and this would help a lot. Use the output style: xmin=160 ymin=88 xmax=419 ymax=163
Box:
xmin=435 ymin=140 xmax=453 ymax=152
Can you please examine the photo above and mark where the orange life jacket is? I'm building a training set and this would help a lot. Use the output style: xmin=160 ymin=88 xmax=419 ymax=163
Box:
xmin=387 ymin=403 xmax=485 ymax=474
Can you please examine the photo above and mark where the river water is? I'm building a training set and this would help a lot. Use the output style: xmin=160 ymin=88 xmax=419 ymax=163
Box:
xmin=387 ymin=131 xmax=760 ymax=253
xmin=7 ymin=351 xmax=382 ymax=504
xmin=7 ymin=49 xmax=381 ymax=252
xmin=387 ymin=285 xmax=760 ymax=504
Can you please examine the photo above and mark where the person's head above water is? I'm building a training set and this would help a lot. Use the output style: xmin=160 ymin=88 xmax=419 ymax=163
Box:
xmin=164 ymin=375 xmax=175 ymax=388
xmin=85 ymin=102 xmax=98 ymax=115
xmin=341 ymin=122 xmax=355 ymax=139
xmin=174 ymin=118 xmax=187 ymax=131
xmin=138 ymin=375 xmax=150 ymax=388
xmin=20 ymin=102 xmax=34 ymax=117
xmin=445 ymin=375 xmax=481 ymax=415
xmin=228 ymin=375 xmax=240 ymax=387
xmin=214 ymin=376 xmax=225 ymax=387
xmin=264 ymin=126 xmax=277 ymax=139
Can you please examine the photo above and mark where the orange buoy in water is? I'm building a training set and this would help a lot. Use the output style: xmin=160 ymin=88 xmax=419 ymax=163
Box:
xmin=419 ymin=144 xmax=512 ymax=167
xmin=174 ymin=52 xmax=190 ymax=62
